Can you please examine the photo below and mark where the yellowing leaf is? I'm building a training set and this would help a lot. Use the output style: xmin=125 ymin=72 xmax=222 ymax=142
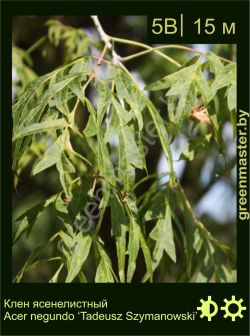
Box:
xmin=189 ymin=107 xmax=211 ymax=124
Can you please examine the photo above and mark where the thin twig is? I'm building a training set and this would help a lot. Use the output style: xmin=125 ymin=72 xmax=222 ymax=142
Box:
xmin=109 ymin=35 xmax=181 ymax=68
xmin=26 ymin=36 xmax=47 ymax=54
xmin=91 ymin=16 xmax=181 ymax=68
xmin=119 ymin=44 xmax=235 ymax=64
xmin=133 ymin=172 xmax=170 ymax=191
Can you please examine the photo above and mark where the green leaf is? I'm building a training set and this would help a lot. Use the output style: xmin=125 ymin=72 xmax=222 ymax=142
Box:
xmin=12 ymin=46 xmax=37 ymax=96
xmin=13 ymin=57 xmax=92 ymax=132
xmin=209 ymin=74 xmax=228 ymax=102
xmin=13 ymin=118 xmax=67 ymax=141
xmin=95 ymin=243 xmax=115 ymax=283
xmin=33 ymin=129 xmax=71 ymax=175
xmin=55 ymin=194 xmax=69 ymax=215
xmin=150 ymin=199 xmax=176 ymax=268
xmin=113 ymin=67 xmax=145 ymax=130
xmin=145 ymin=99 xmax=176 ymax=185
xmin=175 ymin=184 xmax=196 ymax=278
xmin=59 ymin=231 xmax=75 ymax=249
xmin=46 ymin=20 xmax=90 ymax=63
xmin=78 ymin=272 xmax=88 ymax=283
xmin=49 ymin=263 xmax=64 ymax=283
xmin=13 ymin=202 xmax=45 ymax=244
xmin=110 ymin=194 xmax=127 ymax=237
xmin=216 ymin=265 xmax=236 ymax=283
xmin=227 ymin=83 xmax=236 ymax=111
xmin=207 ymin=52 xmax=224 ymax=75
xmin=179 ymin=135 xmax=211 ymax=161
xmin=14 ymin=100 xmax=48 ymax=134
xmin=112 ymin=97 xmax=132 ymax=127
xmin=116 ymin=224 xmax=127 ymax=283
xmin=33 ymin=138 xmax=63 ymax=175
xmin=12 ymin=56 xmax=94 ymax=172
xmin=56 ymin=151 xmax=75 ymax=197
xmin=13 ymin=102 xmax=48 ymax=172
xmin=165 ymin=70 xmax=198 ymax=128
xmin=110 ymin=193 xmax=128 ymax=282
xmin=196 ymin=67 xmax=210 ymax=103
xmin=196 ymin=244 xmax=215 ymax=282
xmin=146 ymin=61 xmax=200 ymax=91
xmin=127 ymin=217 xmax=140 ymax=282
xmin=224 ymin=63 xmax=236 ymax=83
xmin=69 ymin=57 xmax=93 ymax=76
xmin=167 ymin=95 xmax=179 ymax=136
xmin=104 ymin=106 xmax=119 ymax=143
xmin=97 ymin=128 xmax=116 ymax=186
xmin=13 ymin=195 xmax=57 ymax=244
xmin=13 ymin=72 xmax=49 ymax=126
xmin=125 ymin=193 xmax=138 ymax=216
xmin=118 ymin=124 xmax=144 ymax=191
xmin=208 ymin=61 xmax=236 ymax=103
xmin=121 ymin=125 xmax=144 ymax=169
xmin=68 ymin=177 xmax=92 ymax=221
xmin=84 ymin=98 xmax=98 ymax=137
xmin=139 ymin=231 xmax=153 ymax=282
xmin=118 ymin=135 xmax=135 ymax=192
xmin=142 ymin=191 xmax=165 ymax=221
xmin=58 ymin=151 xmax=75 ymax=173
xmin=105 ymin=97 xmax=143 ymax=191
xmin=48 ymin=76 xmax=78 ymax=96
xmin=13 ymin=246 xmax=43 ymax=282
xmin=67 ymin=76 xmax=85 ymax=103
xmin=193 ymin=228 xmax=204 ymax=254
xmin=65 ymin=233 xmax=92 ymax=283
xmin=135 ymin=127 xmax=147 ymax=172
xmin=97 ymin=82 xmax=113 ymax=126
xmin=96 ymin=178 xmax=110 ymax=236
xmin=13 ymin=243 xmax=60 ymax=283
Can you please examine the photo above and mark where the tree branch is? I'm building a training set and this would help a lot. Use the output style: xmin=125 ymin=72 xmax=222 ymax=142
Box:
xmin=119 ymin=44 xmax=235 ymax=64
xmin=91 ymin=16 xmax=181 ymax=68
xmin=91 ymin=15 xmax=120 ymax=64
